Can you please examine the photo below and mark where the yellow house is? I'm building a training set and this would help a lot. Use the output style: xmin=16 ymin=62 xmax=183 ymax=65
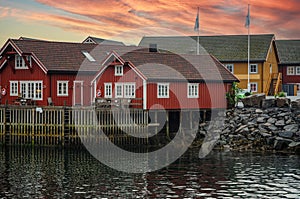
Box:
xmin=139 ymin=34 xmax=280 ymax=95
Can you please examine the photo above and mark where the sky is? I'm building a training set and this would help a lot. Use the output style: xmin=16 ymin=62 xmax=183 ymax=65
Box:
xmin=0 ymin=0 xmax=299 ymax=46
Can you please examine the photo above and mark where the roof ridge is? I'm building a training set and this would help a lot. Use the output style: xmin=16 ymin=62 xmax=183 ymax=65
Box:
xmin=12 ymin=38 xmax=96 ymax=45
xmin=142 ymin=34 xmax=275 ymax=38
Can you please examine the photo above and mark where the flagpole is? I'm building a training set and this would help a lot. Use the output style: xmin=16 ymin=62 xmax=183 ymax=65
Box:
xmin=247 ymin=4 xmax=250 ymax=92
xmin=197 ymin=27 xmax=199 ymax=55
xmin=197 ymin=7 xmax=200 ymax=55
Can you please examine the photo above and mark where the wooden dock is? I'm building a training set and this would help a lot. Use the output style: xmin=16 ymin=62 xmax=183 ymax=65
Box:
xmin=0 ymin=105 xmax=209 ymax=147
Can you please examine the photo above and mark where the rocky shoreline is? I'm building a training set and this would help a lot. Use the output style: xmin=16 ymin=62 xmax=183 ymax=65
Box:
xmin=198 ymin=97 xmax=300 ymax=154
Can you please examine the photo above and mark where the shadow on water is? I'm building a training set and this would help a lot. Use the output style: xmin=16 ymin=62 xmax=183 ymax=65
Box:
xmin=0 ymin=146 xmax=299 ymax=198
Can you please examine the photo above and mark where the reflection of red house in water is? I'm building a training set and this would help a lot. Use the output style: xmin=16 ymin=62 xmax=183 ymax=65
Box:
xmin=91 ymin=49 xmax=238 ymax=110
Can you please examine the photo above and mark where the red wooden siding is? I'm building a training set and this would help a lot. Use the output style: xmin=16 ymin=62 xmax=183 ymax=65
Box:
xmin=96 ymin=65 xmax=144 ymax=99
xmin=0 ymin=56 xmax=48 ymax=106
xmin=0 ymin=56 xmax=95 ymax=106
xmin=146 ymin=82 xmax=229 ymax=110
xmin=280 ymin=65 xmax=300 ymax=84
xmin=96 ymin=64 xmax=231 ymax=110
xmin=50 ymin=74 xmax=94 ymax=106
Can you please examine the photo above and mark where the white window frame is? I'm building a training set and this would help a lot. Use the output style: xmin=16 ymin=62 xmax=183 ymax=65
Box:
xmin=250 ymin=82 xmax=258 ymax=92
xmin=104 ymin=83 xmax=112 ymax=98
xmin=19 ymin=81 xmax=43 ymax=100
xmin=57 ymin=81 xmax=69 ymax=96
xmin=296 ymin=66 xmax=300 ymax=75
xmin=187 ymin=83 xmax=199 ymax=98
xmin=157 ymin=83 xmax=169 ymax=98
xmin=115 ymin=83 xmax=123 ymax=98
xmin=124 ymin=83 xmax=136 ymax=98
xmin=225 ymin=64 xmax=234 ymax=73
xmin=10 ymin=81 xmax=18 ymax=96
xmin=114 ymin=83 xmax=136 ymax=98
xmin=250 ymin=64 xmax=258 ymax=74
xmin=15 ymin=55 xmax=31 ymax=69
xmin=115 ymin=65 xmax=123 ymax=76
xmin=287 ymin=66 xmax=295 ymax=75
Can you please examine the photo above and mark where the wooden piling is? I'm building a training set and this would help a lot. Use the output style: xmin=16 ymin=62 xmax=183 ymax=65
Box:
xmin=0 ymin=105 xmax=194 ymax=147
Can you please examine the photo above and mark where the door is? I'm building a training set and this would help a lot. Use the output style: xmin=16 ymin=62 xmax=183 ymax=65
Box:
xmin=73 ymin=81 xmax=83 ymax=106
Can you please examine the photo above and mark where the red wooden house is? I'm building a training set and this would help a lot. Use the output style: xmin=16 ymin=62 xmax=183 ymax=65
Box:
xmin=0 ymin=38 xmax=101 ymax=106
xmin=277 ymin=40 xmax=300 ymax=96
xmin=0 ymin=38 xmax=149 ymax=106
xmin=91 ymin=49 xmax=238 ymax=110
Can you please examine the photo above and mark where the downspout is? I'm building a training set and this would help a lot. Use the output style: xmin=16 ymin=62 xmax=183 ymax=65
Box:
xmin=49 ymin=74 xmax=52 ymax=99
xmin=262 ymin=62 xmax=264 ymax=93
xmin=143 ymin=80 xmax=147 ymax=110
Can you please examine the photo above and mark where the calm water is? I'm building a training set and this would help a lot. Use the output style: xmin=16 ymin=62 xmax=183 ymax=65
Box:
xmin=0 ymin=146 xmax=299 ymax=198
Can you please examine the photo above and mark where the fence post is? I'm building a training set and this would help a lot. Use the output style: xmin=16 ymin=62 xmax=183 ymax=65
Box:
xmin=4 ymin=106 xmax=10 ymax=145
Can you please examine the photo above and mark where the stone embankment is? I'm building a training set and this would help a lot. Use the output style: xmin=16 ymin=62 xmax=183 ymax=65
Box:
xmin=199 ymin=96 xmax=300 ymax=154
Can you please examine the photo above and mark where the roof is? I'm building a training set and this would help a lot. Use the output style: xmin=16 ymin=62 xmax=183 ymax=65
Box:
xmin=103 ymin=50 xmax=238 ymax=82
xmin=10 ymin=39 xmax=97 ymax=72
xmin=139 ymin=34 xmax=275 ymax=62
xmin=82 ymin=36 xmax=125 ymax=46
xmin=276 ymin=40 xmax=300 ymax=65
xmin=0 ymin=38 xmax=142 ymax=73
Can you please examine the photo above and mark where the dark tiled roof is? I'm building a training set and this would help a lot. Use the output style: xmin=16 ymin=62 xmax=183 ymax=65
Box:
xmin=139 ymin=34 xmax=275 ymax=62
xmin=11 ymin=39 xmax=97 ymax=72
xmin=276 ymin=40 xmax=300 ymax=65
xmin=119 ymin=51 xmax=238 ymax=82
xmin=8 ymin=39 xmax=141 ymax=72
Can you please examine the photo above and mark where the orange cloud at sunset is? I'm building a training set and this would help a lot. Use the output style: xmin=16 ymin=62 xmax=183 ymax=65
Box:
xmin=0 ymin=0 xmax=299 ymax=45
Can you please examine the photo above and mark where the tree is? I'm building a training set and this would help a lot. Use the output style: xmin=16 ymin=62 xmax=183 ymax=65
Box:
xmin=226 ymin=82 xmax=242 ymax=108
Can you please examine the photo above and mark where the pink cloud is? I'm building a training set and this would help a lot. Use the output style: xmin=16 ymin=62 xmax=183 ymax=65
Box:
xmin=2 ymin=0 xmax=299 ymax=44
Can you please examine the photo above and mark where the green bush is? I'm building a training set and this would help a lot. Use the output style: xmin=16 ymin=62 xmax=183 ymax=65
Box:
xmin=275 ymin=91 xmax=286 ymax=98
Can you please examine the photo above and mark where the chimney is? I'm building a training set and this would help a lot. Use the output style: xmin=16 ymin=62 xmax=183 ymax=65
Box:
xmin=149 ymin=44 xmax=158 ymax=52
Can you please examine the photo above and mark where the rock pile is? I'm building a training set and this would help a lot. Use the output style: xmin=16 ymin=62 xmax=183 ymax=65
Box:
xmin=199 ymin=98 xmax=300 ymax=154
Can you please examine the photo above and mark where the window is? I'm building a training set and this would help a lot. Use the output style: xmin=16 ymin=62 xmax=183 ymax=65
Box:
xmin=57 ymin=81 xmax=68 ymax=96
xmin=296 ymin=66 xmax=300 ymax=75
xmin=82 ymin=51 xmax=96 ymax=62
xmin=250 ymin=64 xmax=258 ymax=73
xmin=114 ymin=83 xmax=136 ymax=98
xmin=104 ymin=83 xmax=112 ymax=98
xmin=10 ymin=81 xmax=18 ymax=96
xmin=157 ymin=83 xmax=169 ymax=98
xmin=115 ymin=65 xmax=123 ymax=76
xmin=15 ymin=55 xmax=31 ymax=69
xmin=287 ymin=66 xmax=294 ymax=75
xmin=115 ymin=84 xmax=123 ymax=98
xmin=250 ymin=82 xmax=258 ymax=92
xmin=225 ymin=64 xmax=234 ymax=73
xmin=188 ymin=83 xmax=199 ymax=98
xmin=20 ymin=81 xmax=43 ymax=100
xmin=124 ymin=83 xmax=135 ymax=98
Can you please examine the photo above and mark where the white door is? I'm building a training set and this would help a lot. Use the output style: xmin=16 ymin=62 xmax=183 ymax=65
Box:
xmin=73 ymin=81 xmax=83 ymax=106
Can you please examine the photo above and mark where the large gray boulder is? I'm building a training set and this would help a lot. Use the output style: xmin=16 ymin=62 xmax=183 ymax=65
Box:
xmin=276 ymin=97 xmax=291 ymax=108
xmin=241 ymin=94 xmax=265 ymax=108
xmin=261 ymin=99 xmax=276 ymax=109
xmin=291 ymin=99 xmax=300 ymax=110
